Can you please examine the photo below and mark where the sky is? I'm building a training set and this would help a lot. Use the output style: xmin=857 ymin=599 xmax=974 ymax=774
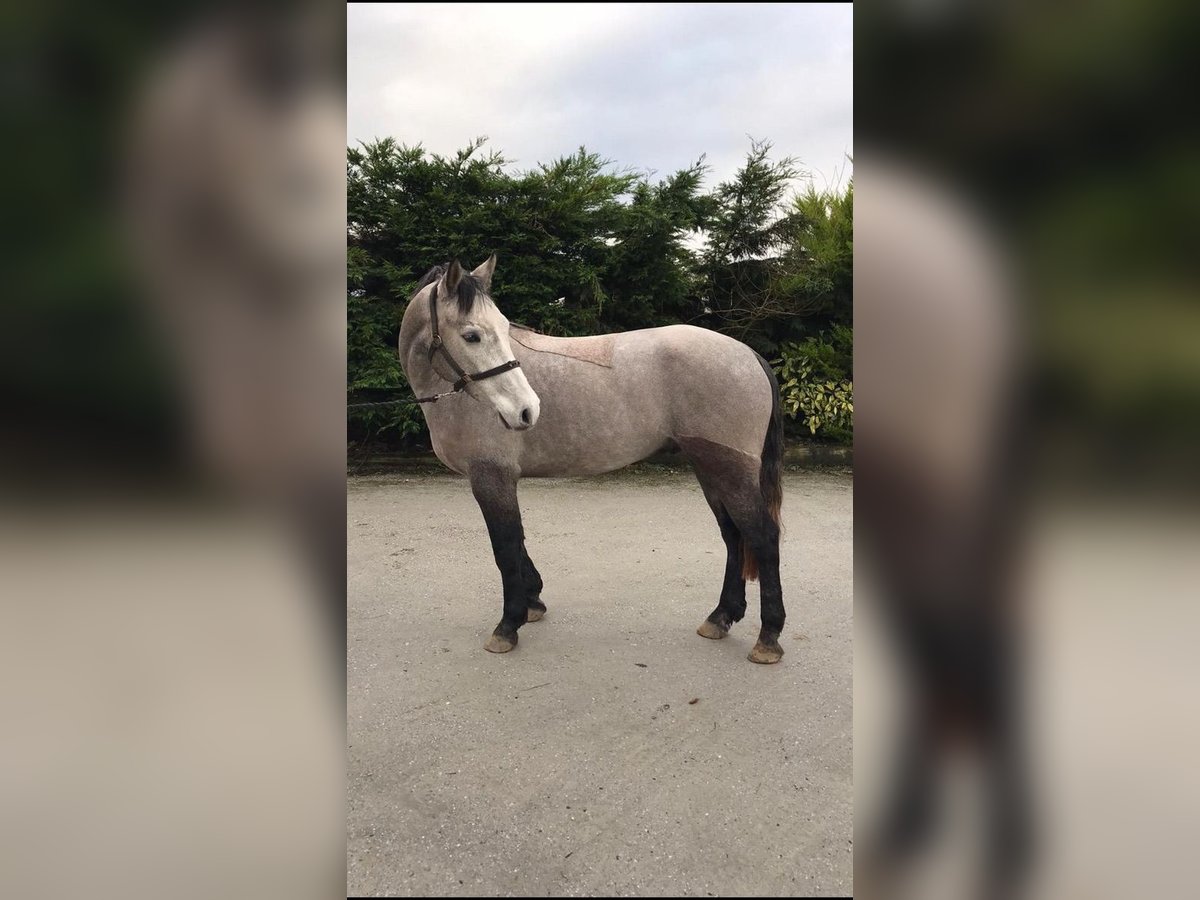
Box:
xmin=347 ymin=3 xmax=853 ymax=194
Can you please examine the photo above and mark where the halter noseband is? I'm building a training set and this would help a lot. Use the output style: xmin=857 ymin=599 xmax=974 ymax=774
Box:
xmin=414 ymin=283 xmax=521 ymax=404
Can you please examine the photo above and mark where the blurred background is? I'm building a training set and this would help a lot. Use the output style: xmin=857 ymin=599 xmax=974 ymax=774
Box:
xmin=1 ymin=3 xmax=345 ymax=899
xmin=854 ymin=2 xmax=1200 ymax=899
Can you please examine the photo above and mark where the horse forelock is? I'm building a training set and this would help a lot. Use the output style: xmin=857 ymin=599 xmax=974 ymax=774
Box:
xmin=413 ymin=262 xmax=486 ymax=316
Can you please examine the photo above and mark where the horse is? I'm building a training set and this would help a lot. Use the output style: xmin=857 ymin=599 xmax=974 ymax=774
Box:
xmin=397 ymin=254 xmax=786 ymax=664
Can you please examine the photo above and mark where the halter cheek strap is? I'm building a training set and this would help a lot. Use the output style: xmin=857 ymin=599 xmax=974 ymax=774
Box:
xmin=415 ymin=286 xmax=521 ymax=404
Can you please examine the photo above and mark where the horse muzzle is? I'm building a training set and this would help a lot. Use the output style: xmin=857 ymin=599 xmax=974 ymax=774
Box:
xmin=498 ymin=406 xmax=537 ymax=431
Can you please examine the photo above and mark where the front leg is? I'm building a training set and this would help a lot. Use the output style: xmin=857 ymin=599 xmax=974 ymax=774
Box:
xmin=521 ymin=545 xmax=547 ymax=622
xmin=470 ymin=463 xmax=528 ymax=653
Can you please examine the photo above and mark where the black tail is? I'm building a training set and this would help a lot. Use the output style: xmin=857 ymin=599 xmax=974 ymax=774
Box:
xmin=741 ymin=352 xmax=784 ymax=581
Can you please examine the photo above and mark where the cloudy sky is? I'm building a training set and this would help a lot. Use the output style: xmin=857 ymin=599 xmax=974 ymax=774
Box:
xmin=347 ymin=3 xmax=852 ymax=193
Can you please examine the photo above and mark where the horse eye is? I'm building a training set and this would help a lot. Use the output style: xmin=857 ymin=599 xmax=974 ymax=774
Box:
xmin=462 ymin=332 xmax=481 ymax=344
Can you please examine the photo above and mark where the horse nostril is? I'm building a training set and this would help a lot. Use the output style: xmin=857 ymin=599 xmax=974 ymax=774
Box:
xmin=520 ymin=407 xmax=532 ymax=426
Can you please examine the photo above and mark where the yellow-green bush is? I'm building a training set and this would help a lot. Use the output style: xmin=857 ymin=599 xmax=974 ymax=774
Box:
xmin=774 ymin=328 xmax=853 ymax=443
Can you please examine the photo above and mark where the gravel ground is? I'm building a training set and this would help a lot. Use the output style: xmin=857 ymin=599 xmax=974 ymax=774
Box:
xmin=348 ymin=469 xmax=853 ymax=896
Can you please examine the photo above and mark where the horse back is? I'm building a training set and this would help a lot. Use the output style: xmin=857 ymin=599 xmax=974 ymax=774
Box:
xmin=511 ymin=324 xmax=772 ymax=477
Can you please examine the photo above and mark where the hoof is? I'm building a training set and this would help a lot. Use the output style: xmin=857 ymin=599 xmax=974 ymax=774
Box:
xmin=484 ymin=633 xmax=517 ymax=654
xmin=696 ymin=620 xmax=729 ymax=641
xmin=526 ymin=605 xmax=545 ymax=623
xmin=747 ymin=641 xmax=784 ymax=664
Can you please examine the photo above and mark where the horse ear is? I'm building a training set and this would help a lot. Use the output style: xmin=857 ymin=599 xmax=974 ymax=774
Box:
xmin=441 ymin=259 xmax=464 ymax=295
xmin=471 ymin=253 xmax=497 ymax=292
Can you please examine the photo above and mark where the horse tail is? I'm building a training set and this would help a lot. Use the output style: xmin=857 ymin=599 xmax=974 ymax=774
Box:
xmin=741 ymin=351 xmax=784 ymax=582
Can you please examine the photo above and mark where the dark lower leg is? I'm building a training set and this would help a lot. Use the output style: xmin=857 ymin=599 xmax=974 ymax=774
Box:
xmin=469 ymin=465 xmax=528 ymax=652
xmin=870 ymin=708 xmax=942 ymax=868
xmin=521 ymin=545 xmax=547 ymax=620
xmin=983 ymin=733 xmax=1034 ymax=900
xmin=684 ymin=451 xmax=779 ymax=656
xmin=701 ymin=509 xmax=747 ymax=636
xmin=748 ymin=519 xmax=785 ymax=663
xmin=976 ymin=628 xmax=1034 ymax=897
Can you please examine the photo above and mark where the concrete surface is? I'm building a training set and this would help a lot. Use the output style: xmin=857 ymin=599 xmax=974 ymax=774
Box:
xmin=347 ymin=469 xmax=853 ymax=896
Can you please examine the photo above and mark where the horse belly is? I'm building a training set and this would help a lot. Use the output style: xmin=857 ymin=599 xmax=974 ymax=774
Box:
xmin=517 ymin=387 xmax=670 ymax=477
xmin=519 ymin=424 xmax=666 ymax=477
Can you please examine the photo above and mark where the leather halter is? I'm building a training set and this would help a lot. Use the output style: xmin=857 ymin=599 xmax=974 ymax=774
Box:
xmin=414 ymin=283 xmax=521 ymax=404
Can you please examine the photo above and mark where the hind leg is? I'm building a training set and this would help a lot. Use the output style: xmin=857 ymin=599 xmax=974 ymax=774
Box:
xmin=694 ymin=477 xmax=747 ymax=640
xmin=709 ymin=462 xmax=784 ymax=663
xmin=682 ymin=439 xmax=784 ymax=661
xmin=738 ymin=508 xmax=785 ymax=664
xmin=522 ymin=545 xmax=547 ymax=622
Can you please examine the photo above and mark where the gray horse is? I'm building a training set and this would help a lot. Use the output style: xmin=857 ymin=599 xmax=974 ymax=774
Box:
xmin=398 ymin=255 xmax=786 ymax=663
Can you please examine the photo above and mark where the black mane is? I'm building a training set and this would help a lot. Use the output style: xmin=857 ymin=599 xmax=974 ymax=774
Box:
xmin=414 ymin=263 xmax=485 ymax=315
